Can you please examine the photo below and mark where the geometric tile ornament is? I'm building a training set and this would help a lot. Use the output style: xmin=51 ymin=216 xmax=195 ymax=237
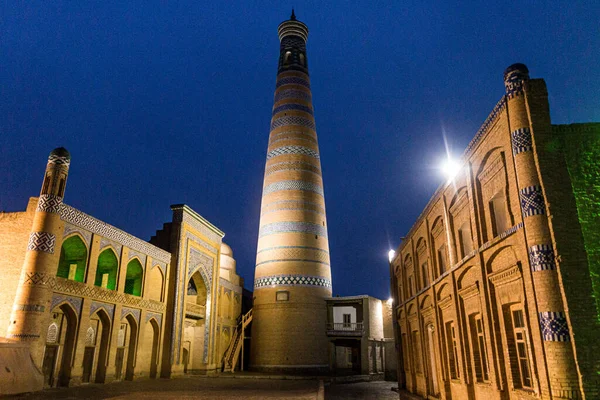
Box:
xmin=90 ymin=301 xmax=115 ymax=320
xmin=48 ymin=154 xmax=71 ymax=166
xmin=275 ymin=77 xmax=311 ymax=89
xmin=259 ymin=221 xmax=328 ymax=238
xmin=519 ymin=185 xmax=546 ymax=217
xmin=36 ymin=194 xmax=62 ymax=214
xmin=27 ymin=232 xmax=56 ymax=254
xmin=121 ymin=306 xmax=141 ymax=324
xmin=262 ymin=180 xmax=324 ymax=196
xmin=274 ymin=89 xmax=312 ymax=103
xmin=50 ymin=293 xmax=83 ymax=317
xmin=271 ymin=116 xmax=316 ymax=131
xmin=254 ymin=274 xmax=332 ymax=289
xmin=539 ymin=311 xmax=570 ymax=342
xmin=265 ymin=161 xmax=321 ymax=177
xmin=529 ymin=244 xmax=557 ymax=271
xmin=267 ymin=145 xmax=319 ymax=160
xmin=145 ymin=311 xmax=163 ymax=327
xmin=511 ymin=127 xmax=533 ymax=155
xmin=272 ymin=103 xmax=313 ymax=116
xmin=261 ymin=199 xmax=325 ymax=216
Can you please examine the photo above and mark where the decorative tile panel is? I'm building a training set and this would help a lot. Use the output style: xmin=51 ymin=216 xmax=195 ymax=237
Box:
xmin=127 ymin=249 xmax=147 ymax=267
xmin=267 ymin=145 xmax=319 ymax=160
xmin=539 ymin=311 xmax=570 ymax=342
xmin=275 ymin=77 xmax=310 ymax=89
xmin=63 ymin=223 xmax=92 ymax=246
xmin=121 ymin=306 xmax=141 ymax=324
xmin=254 ymin=274 xmax=331 ymax=289
xmin=259 ymin=221 xmax=328 ymax=238
xmin=272 ymin=104 xmax=313 ymax=116
xmin=261 ymin=199 xmax=325 ymax=216
xmin=271 ymin=116 xmax=316 ymax=131
xmin=529 ymin=244 xmax=557 ymax=271
xmin=90 ymin=301 xmax=115 ymax=320
xmin=265 ymin=161 xmax=321 ymax=177
xmin=519 ymin=185 xmax=546 ymax=217
xmin=100 ymin=237 xmax=122 ymax=255
xmin=60 ymin=204 xmax=171 ymax=263
xmin=145 ymin=311 xmax=163 ymax=326
xmin=263 ymin=180 xmax=323 ymax=196
xmin=274 ymin=89 xmax=312 ymax=103
xmin=511 ymin=127 xmax=533 ymax=155
xmin=36 ymin=194 xmax=62 ymax=214
xmin=48 ymin=154 xmax=71 ymax=166
xmin=27 ymin=232 xmax=56 ymax=254
xmin=51 ymin=293 xmax=82 ymax=316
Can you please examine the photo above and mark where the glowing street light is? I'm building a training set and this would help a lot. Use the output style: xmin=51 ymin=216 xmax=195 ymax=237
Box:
xmin=388 ymin=249 xmax=396 ymax=263
xmin=441 ymin=156 xmax=461 ymax=182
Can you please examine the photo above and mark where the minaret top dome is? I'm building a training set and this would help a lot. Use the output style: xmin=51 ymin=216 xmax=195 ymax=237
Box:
xmin=278 ymin=10 xmax=308 ymax=42
xmin=49 ymin=147 xmax=71 ymax=160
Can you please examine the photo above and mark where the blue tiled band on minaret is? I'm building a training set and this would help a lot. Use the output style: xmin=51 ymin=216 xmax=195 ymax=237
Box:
xmin=539 ymin=311 xmax=570 ymax=342
xmin=276 ymin=77 xmax=311 ymax=89
xmin=272 ymin=103 xmax=314 ymax=116
xmin=259 ymin=221 xmax=328 ymax=238
xmin=36 ymin=194 xmax=63 ymax=214
xmin=27 ymin=232 xmax=56 ymax=254
xmin=274 ymin=89 xmax=312 ymax=103
xmin=269 ymin=130 xmax=317 ymax=143
xmin=519 ymin=185 xmax=546 ymax=217
xmin=267 ymin=146 xmax=319 ymax=160
xmin=254 ymin=274 xmax=331 ymax=289
xmin=263 ymin=180 xmax=324 ymax=196
xmin=511 ymin=127 xmax=533 ymax=155
xmin=529 ymin=244 xmax=557 ymax=271
xmin=271 ymin=116 xmax=316 ymax=131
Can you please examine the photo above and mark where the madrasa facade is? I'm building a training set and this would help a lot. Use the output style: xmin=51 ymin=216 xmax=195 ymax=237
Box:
xmin=390 ymin=64 xmax=600 ymax=400
xmin=0 ymin=147 xmax=245 ymax=390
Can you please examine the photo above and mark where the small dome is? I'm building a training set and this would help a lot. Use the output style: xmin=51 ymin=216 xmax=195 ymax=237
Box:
xmin=50 ymin=147 xmax=71 ymax=160
xmin=504 ymin=63 xmax=529 ymax=80
xmin=220 ymin=242 xmax=233 ymax=257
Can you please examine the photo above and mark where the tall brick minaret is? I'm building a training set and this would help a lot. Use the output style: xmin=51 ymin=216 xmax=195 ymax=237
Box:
xmin=250 ymin=10 xmax=332 ymax=373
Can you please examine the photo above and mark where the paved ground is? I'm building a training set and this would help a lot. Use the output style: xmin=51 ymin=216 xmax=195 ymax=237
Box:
xmin=325 ymin=381 xmax=400 ymax=400
xmin=9 ymin=376 xmax=320 ymax=399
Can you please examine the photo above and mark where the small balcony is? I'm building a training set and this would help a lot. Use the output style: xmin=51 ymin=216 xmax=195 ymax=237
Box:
xmin=327 ymin=322 xmax=364 ymax=336
xmin=185 ymin=303 xmax=206 ymax=320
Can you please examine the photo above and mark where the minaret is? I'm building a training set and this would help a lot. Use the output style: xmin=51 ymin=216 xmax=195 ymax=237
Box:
xmin=250 ymin=11 xmax=332 ymax=373
xmin=7 ymin=148 xmax=70 ymax=367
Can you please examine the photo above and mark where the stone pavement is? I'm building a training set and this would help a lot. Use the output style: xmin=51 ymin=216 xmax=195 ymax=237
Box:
xmin=325 ymin=381 xmax=400 ymax=400
xmin=8 ymin=376 xmax=320 ymax=399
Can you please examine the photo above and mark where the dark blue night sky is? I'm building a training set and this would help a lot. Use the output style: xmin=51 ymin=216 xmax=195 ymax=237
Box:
xmin=2 ymin=2 xmax=599 ymax=300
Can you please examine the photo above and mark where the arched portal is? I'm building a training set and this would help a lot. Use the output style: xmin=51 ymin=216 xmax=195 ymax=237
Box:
xmin=42 ymin=303 xmax=78 ymax=387
xmin=124 ymin=259 xmax=143 ymax=297
xmin=56 ymin=235 xmax=88 ymax=282
xmin=95 ymin=249 xmax=119 ymax=290
xmin=148 ymin=319 xmax=160 ymax=378
xmin=184 ymin=271 xmax=209 ymax=372
xmin=124 ymin=314 xmax=138 ymax=380
xmin=92 ymin=309 xmax=111 ymax=383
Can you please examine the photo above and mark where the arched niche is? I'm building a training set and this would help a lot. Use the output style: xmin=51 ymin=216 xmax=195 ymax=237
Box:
xmin=56 ymin=235 xmax=88 ymax=282
xmin=124 ymin=258 xmax=144 ymax=297
xmin=95 ymin=248 xmax=119 ymax=290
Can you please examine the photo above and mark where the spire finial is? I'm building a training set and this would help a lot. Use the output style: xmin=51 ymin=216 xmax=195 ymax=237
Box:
xmin=290 ymin=8 xmax=296 ymax=20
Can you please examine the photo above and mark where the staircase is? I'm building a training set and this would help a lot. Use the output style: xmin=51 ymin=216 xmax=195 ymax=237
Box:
xmin=223 ymin=308 xmax=252 ymax=372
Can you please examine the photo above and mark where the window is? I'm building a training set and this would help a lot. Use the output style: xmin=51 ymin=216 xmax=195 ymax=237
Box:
xmin=343 ymin=314 xmax=351 ymax=328
xmin=490 ymin=192 xmax=509 ymax=236
xmin=421 ymin=261 xmax=429 ymax=288
xmin=408 ymin=275 xmax=414 ymax=297
xmin=284 ymin=51 xmax=292 ymax=64
xmin=276 ymin=291 xmax=289 ymax=302
xmin=437 ymin=245 xmax=447 ymax=276
xmin=299 ymin=53 xmax=305 ymax=66
xmin=510 ymin=308 xmax=533 ymax=389
xmin=458 ymin=222 xmax=473 ymax=258
xmin=445 ymin=321 xmax=460 ymax=379
xmin=470 ymin=314 xmax=489 ymax=382
xmin=412 ymin=330 xmax=422 ymax=373
xmin=401 ymin=333 xmax=410 ymax=371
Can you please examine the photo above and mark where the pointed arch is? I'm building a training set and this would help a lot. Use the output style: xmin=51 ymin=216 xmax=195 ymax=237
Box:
xmin=124 ymin=258 xmax=144 ymax=297
xmin=57 ymin=235 xmax=88 ymax=282
xmin=95 ymin=248 xmax=119 ymax=290
xmin=147 ymin=265 xmax=165 ymax=302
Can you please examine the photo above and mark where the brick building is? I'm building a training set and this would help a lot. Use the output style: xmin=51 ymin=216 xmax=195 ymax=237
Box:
xmin=0 ymin=148 xmax=244 ymax=393
xmin=390 ymin=64 xmax=600 ymax=399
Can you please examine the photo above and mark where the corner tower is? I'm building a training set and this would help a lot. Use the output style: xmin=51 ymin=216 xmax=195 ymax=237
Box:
xmin=250 ymin=11 xmax=332 ymax=373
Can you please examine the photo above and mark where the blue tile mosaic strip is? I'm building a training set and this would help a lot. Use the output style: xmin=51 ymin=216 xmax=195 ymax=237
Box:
xmin=263 ymin=180 xmax=324 ymax=196
xmin=259 ymin=221 xmax=328 ymax=238
xmin=271 ymin=116 xmax=316 ymax=131
xmin=267 ymin=145 xmax=319 ymax=160
xmin=276 ymin=77 xmax=311 ymax=89
xmin=529 ymin=244 xmax=556 ymax=271
xmin=511 ymin=127 xmax=533 ymax=155
xmin=254 ymin=274 xmax=331 ymax=289
xmin=274 ymin=89 xmax=312 ymax=103
xmin=539 ymin=311 xmax=570 ymax=342
xmin=520 ymin=185 xmax=546 ymax=217
xmin=272 ymin=103 xmax=313 ymax=116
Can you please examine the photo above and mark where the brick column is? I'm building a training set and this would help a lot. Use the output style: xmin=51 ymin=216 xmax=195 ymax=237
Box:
xmin=505 ymin=64 xmax=579 ymax=399
xmin=7 ymin=148 xmax=71 ymax=367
